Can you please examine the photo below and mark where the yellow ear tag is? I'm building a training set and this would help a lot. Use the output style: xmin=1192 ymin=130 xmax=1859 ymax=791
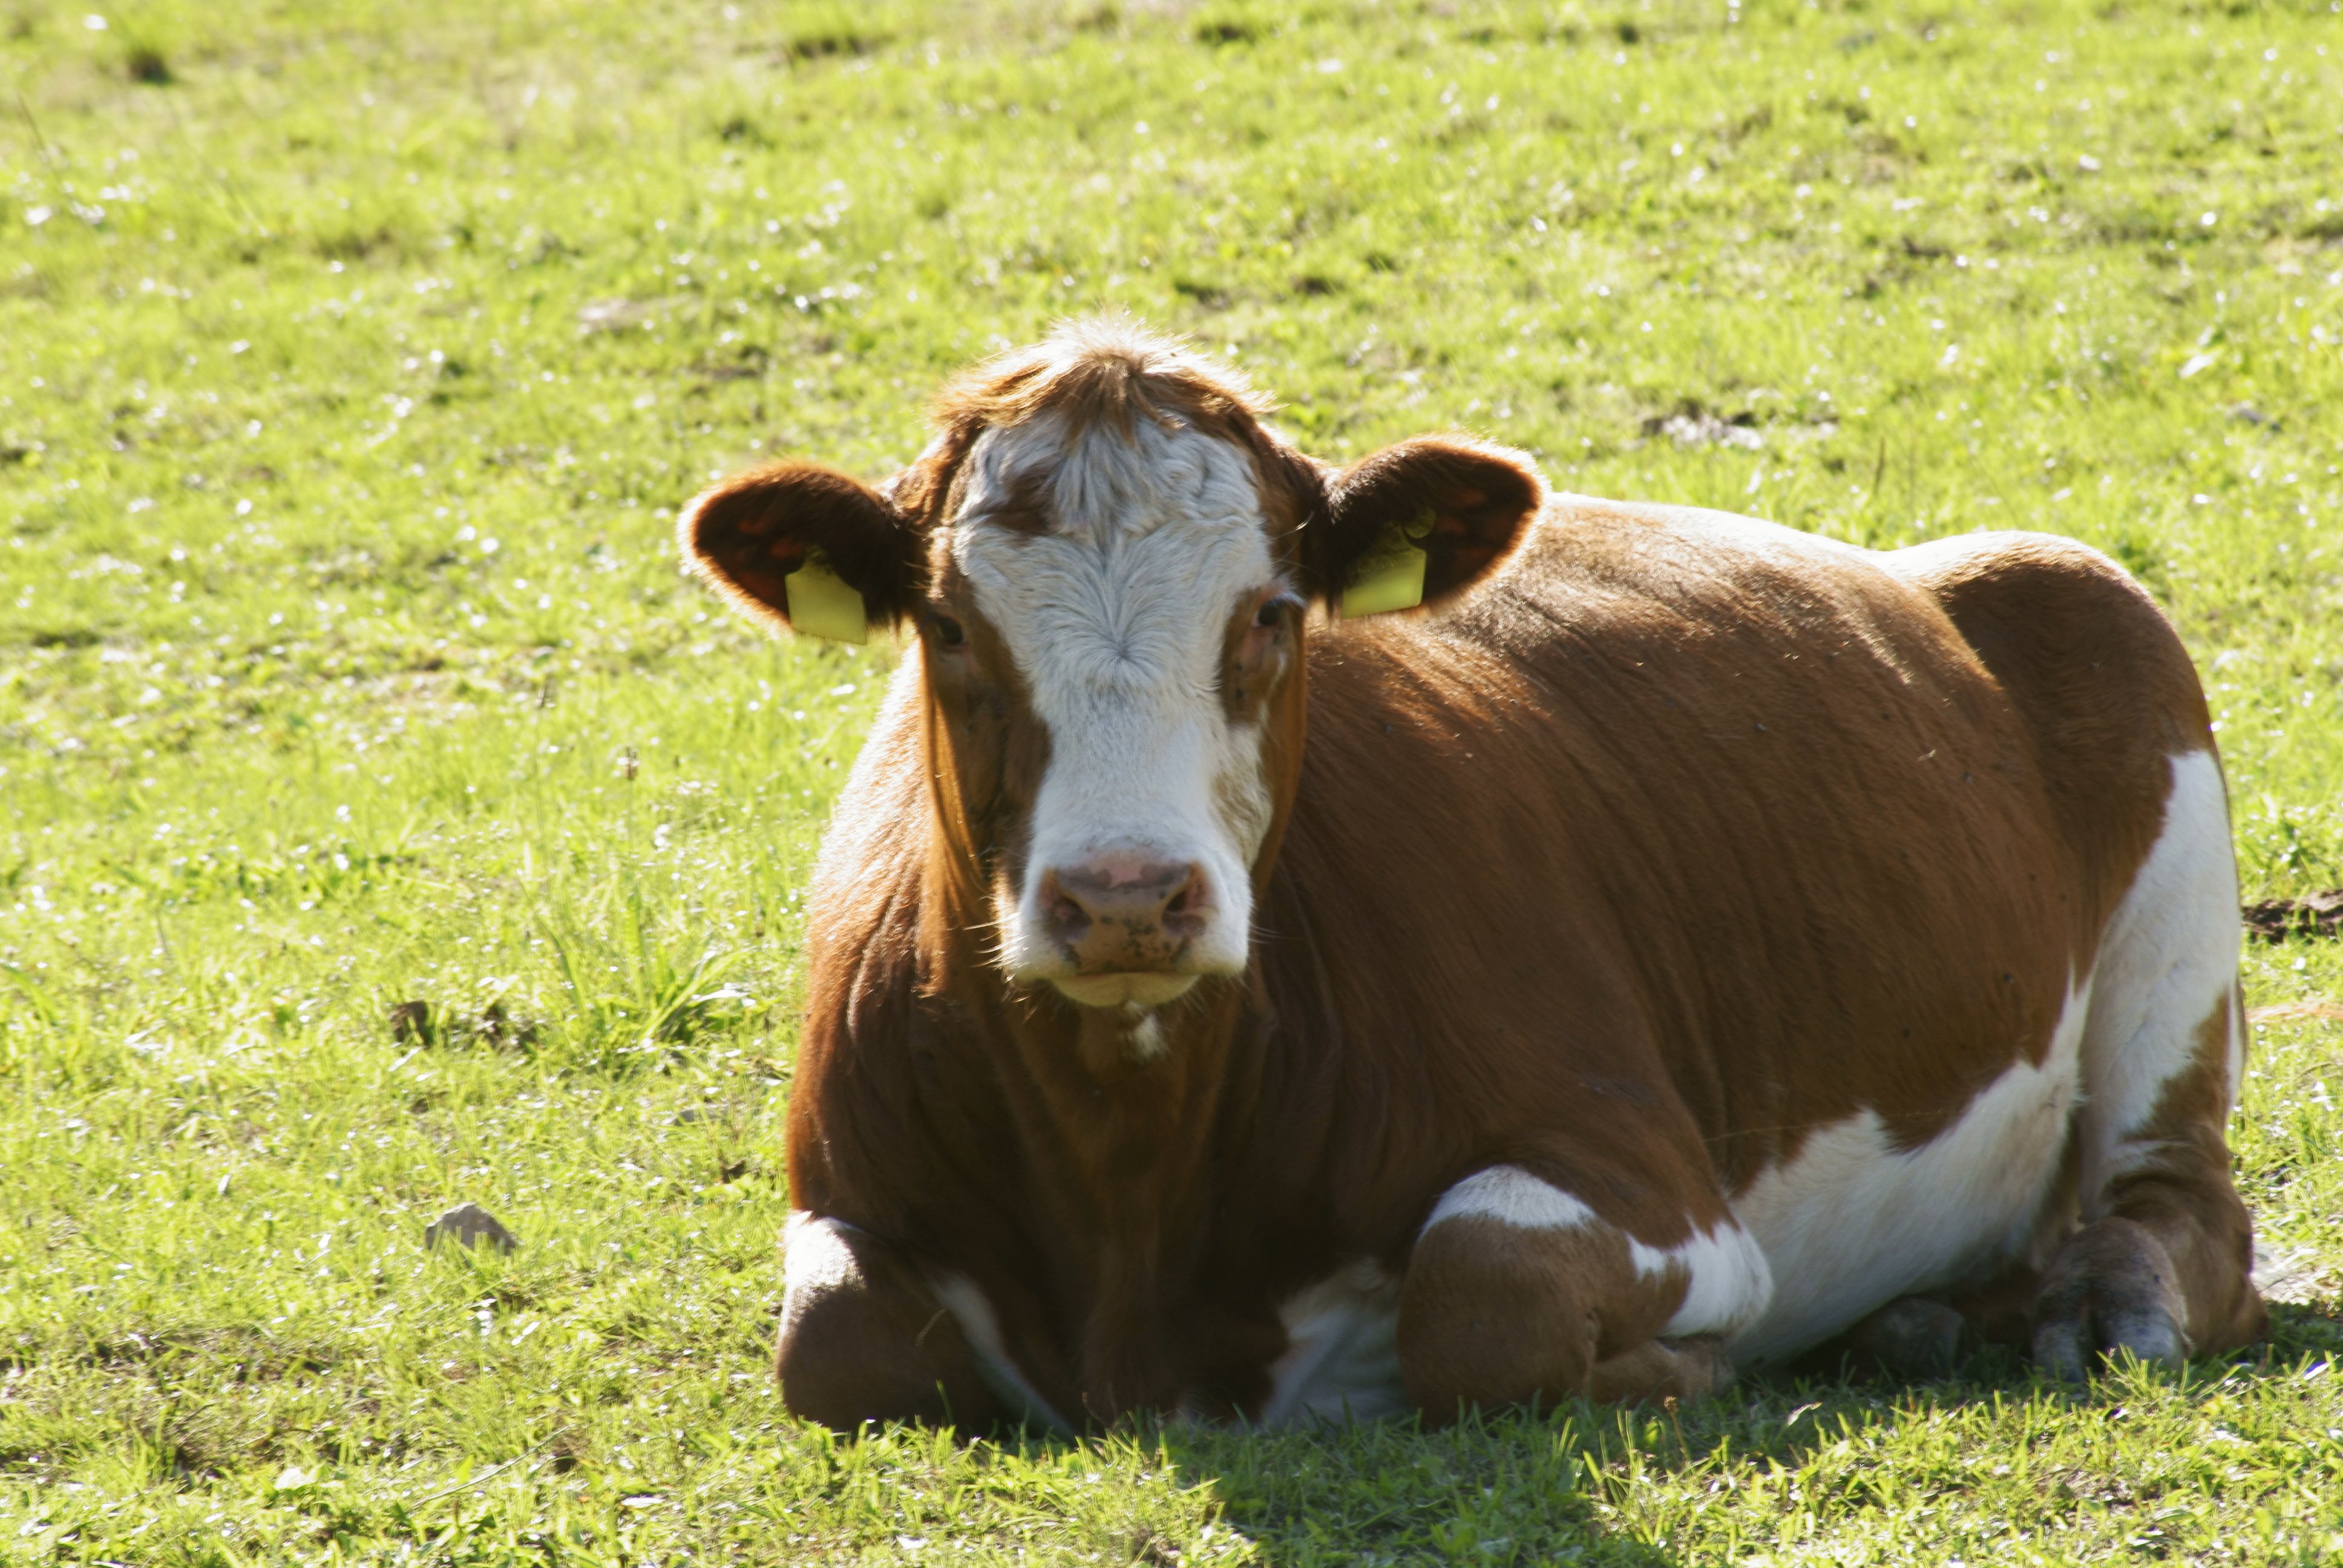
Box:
xmin=1339 ymin=511 xmax=1434 ymax=618
xmin=783 ymin=555 xmax=868 ymax=644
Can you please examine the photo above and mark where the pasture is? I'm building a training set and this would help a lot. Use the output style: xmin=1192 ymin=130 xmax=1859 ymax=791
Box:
xmin=4 ymin=0 xmax=2343 ymax=1559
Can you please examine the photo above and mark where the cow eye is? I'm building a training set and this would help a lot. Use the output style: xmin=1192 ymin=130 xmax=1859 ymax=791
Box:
xmin=931 ymin=614 xmax=966 ymax=647
xmin=1254 ymin=593 xmax=1300 ymax=629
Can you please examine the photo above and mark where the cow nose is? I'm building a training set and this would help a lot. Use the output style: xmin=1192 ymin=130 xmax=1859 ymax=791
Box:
xmin=1039 ymin=858 xmax=1210 ymax=972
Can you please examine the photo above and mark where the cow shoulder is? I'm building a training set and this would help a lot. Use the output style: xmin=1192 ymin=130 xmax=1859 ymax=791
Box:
xmin=788 ymin=655 xmax=995 ymax=1230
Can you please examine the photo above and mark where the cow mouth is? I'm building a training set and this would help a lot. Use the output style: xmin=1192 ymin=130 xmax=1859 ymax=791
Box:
xmin=1049 ymin=972 xmax=1202 ymax=1008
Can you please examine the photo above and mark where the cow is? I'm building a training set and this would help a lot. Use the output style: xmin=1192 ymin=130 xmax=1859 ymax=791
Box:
xmin=678 ymin=319 xmax=2265 ymax=1431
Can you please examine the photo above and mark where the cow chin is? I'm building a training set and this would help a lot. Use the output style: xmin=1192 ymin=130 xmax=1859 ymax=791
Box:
xmin=1049 ymin=972 xmax=1204 ymax=1009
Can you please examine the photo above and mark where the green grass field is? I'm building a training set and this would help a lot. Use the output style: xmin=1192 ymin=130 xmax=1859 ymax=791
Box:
xmin=4 ymin=0 xmax=2343 ymax=1560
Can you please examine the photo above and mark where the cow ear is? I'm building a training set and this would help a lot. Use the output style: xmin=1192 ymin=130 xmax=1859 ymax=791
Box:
xmin=678 ymin=460 xmax=925 ymax=644
xmin=1303 ymin=437 xmax=1544 ymax=617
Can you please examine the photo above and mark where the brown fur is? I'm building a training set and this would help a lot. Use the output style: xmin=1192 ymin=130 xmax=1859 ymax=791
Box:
xmin=680 ymin=460 xmax=925 ymax=629
xmin=775 ymin=1221 xmax=1001 ymax=1430
xmin=1313 ymin=435 xmax=1548 ymax=604
xmin=1400 ymin=1213 xmax=1706 ymax=1414
xmin=677 ymin=325 xmax=2263 ymax=1429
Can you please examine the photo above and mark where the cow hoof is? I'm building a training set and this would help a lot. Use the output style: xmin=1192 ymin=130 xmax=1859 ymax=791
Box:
xmin=1584 ymin=1335 xmax=1734 ymax=1405
xmin=2030 ymin=1217 xmax=2190 ymax=1382
xmin=1868 ymin=1298 xmax=1965 ymax=1378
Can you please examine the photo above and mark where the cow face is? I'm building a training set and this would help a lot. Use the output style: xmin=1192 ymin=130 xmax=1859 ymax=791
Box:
xmin=681 ymin=324 xmax=1542 ymax=1012
xmin=934 ymin=405 xmax=1300 ymax=1007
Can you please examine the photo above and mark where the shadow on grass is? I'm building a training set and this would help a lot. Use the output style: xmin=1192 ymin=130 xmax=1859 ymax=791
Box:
xmin=1158 ymin=1406 xmax=1680 ymax=1567
xmin=1144 ymin=1299 xmax=2343 ymax=1566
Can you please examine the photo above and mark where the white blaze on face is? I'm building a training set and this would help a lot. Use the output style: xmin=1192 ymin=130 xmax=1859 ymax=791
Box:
xmin=951 ymin=410 xmax=1280 ymax=993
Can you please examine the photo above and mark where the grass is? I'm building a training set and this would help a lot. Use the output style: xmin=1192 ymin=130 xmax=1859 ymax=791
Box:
xmin=2 ymin=0 xmax=2342 ymax=1560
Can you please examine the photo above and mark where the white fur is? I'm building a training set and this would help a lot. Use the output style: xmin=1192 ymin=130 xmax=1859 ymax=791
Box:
xmin=1419 ymin=1165 xmax=1774 ymax=1341
xmin=929 ymin=1273 xmax=1075 ymax=1433
xmin=952 ymin=412 xmax=1279 ymax=998
xmin=2075 ymin=749 xmax=2241 ymax=1205
xmin=1630 ymin=1223 xmax=1777 ymax=1339
xmin=1727 ymin=977 xmax=2094 ymax=1365
xmin=1124 ymin=1010 xmax=1166 ymax=1062
xmin=1421 ymin=1165 xmax=1597 ymax=1232
xmin=782 ymin=1210 xmax=862 ymax=1299
xmin=1259 ymin=1260 xmax=1409 ymax=1426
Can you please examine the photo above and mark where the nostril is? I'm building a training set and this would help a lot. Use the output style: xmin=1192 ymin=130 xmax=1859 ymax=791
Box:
xmin=1038 ymin=870 xmax=1090 ymax=946
xmin=1160 ymin=864 xmax=1210 ymax=939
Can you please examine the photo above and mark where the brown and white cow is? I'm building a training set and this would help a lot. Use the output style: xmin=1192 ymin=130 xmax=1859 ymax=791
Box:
xmin=680 ymin=320 xmax=2264 ymax=1431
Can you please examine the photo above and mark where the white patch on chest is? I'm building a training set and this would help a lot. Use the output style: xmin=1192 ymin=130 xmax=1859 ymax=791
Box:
xmin=1726 ymin=978 xmax=2092 ymax=1365
xmin=1123 ymin=1009 xmax=1166 ymax=1062
xmin=1259 ymin=1259 xmax=1409 ymax=1426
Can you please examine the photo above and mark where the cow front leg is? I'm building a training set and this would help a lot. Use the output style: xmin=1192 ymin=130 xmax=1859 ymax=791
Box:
xmin=775 ymin=1213 xmax=1006 ymax=1432
xmin=1396 ymin=1166 xmax=1766 ymax=1420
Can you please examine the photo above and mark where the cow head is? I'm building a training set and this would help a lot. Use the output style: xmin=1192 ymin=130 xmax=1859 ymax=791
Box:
xmin=681 ymin=321 xmax=1542 ymax=1012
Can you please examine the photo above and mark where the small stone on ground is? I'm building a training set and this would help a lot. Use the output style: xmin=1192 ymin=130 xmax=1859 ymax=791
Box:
xmin=425 ymin=1202 xmax=519 ymax=1254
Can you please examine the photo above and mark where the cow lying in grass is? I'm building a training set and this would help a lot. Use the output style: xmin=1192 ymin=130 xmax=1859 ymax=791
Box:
xmin=680 ymin=320 xmax=2264 ymax=1430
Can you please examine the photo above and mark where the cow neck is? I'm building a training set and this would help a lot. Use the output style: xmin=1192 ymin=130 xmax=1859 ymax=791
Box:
xmin=1008 ymin=976 xmax=1252 ymax=1420
xmin=909 ymin=729 xmax=1276 ymax=1422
